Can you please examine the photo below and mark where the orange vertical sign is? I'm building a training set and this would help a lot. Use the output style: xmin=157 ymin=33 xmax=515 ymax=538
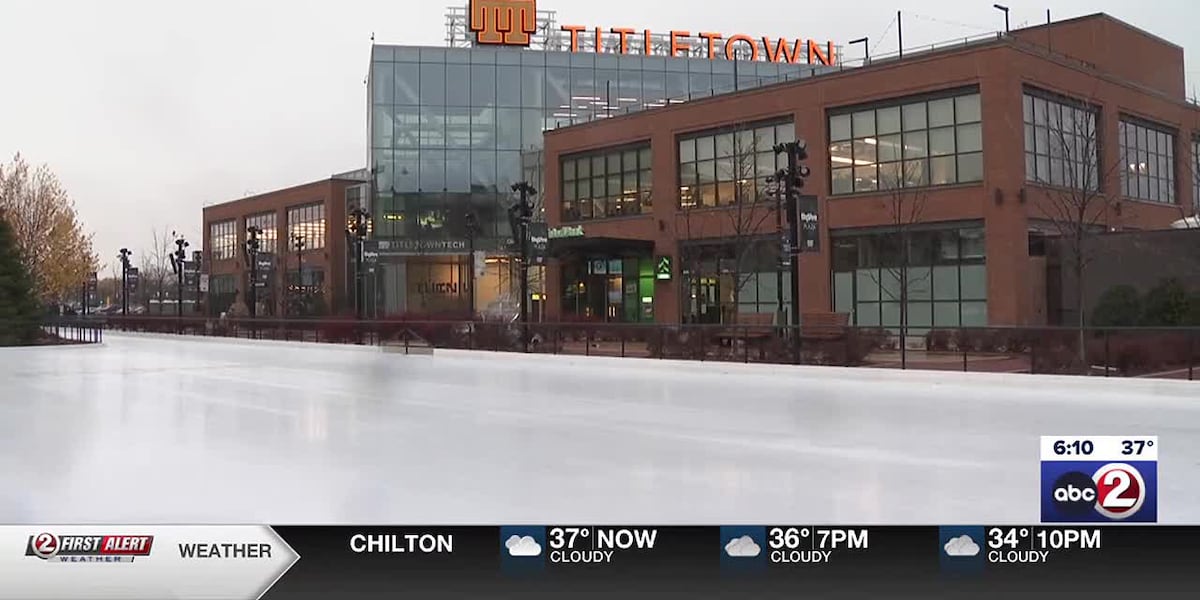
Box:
xmin=469 ymin=0 xmax=538 ymax=46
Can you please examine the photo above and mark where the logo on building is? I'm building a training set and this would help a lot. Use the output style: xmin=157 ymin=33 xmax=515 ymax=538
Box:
xmin=469 ymin=0 xmax=538 ymax=46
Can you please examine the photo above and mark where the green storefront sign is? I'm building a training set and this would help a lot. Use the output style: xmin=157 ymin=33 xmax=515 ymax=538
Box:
xmin=549 ymin=225 xmax=585 ymax=240
xmin=655 ymin=256 xmax=672 ymax=281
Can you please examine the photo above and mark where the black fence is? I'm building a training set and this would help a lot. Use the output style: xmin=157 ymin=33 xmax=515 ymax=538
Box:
xmin=0 ymin=318 xmax=104 ymax=347
xmin=100 ymin=316 xmax=1200 ymax=382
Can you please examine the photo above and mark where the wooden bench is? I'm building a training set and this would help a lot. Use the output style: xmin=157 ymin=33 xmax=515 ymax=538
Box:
xmin=800 ymin=312 xmax=850 ymax=341
xmin=725 ymin=313 xmax=777 ymax=339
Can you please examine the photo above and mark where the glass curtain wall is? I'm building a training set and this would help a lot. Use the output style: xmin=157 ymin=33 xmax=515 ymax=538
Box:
xmin=369 ymin=45 xmax=816 ymax=314
xmin=832 ymin=227 xmax=987 ymax=332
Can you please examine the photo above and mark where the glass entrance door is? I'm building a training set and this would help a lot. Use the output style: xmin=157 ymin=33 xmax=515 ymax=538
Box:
xmin=695 ymin=277 xmax=721 ymax=324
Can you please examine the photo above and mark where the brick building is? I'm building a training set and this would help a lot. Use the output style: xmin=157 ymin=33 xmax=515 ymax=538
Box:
xmin=541 ymin=14 xmax=1198 ymax=328
xmin=201 ymin=171 xmax=369 ymax=317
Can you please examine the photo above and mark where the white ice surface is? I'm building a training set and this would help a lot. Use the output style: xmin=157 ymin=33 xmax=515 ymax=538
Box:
xmin=1 ymin=332 xmax=1197 ymax=525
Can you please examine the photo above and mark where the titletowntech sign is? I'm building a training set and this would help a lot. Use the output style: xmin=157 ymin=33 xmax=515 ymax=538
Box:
xmin=468 ymin=0 xmax=837 ymax=66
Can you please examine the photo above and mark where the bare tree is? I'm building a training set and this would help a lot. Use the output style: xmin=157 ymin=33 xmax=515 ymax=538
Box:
xmin=723 ymin=128 xmax=780 ymax=324
xmin=1175 ymin=141 xmax=1200 ymax=229
xmin=676 ymin=125 xmax=779 ymax=325
xmin=137 ymin=228 xmax=174 ymax=312
xmin=870 ymin=161 xmax=931 ymax=367
xmin=1034 ymin=97 xmax=1123 ymax=366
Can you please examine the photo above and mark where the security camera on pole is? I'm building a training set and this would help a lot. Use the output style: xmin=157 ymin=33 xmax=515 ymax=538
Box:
xmin=509 ymin=181 xmax=536 ymax=352
xmin=169 ymin=232 xmax=189 ymax=319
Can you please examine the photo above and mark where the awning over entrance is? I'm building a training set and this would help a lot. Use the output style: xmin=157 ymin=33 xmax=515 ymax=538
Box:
xmin=547 ymin=237 xmax=655 ymax=258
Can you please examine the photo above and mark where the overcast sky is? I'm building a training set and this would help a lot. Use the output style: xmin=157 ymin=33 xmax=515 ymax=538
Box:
xmin=1 ymin=0 xmax=1196 ymax=266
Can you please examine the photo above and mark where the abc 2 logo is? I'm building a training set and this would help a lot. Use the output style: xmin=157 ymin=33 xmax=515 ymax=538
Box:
xmin=469 ymin=0 xmax=538 ymax=46
xmin=1041 ymin=461 xmax=1157 ymax=523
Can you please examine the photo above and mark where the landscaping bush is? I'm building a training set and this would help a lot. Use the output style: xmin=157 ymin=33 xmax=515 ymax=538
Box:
xmin=1092 ymin=285 xmax=1142 ymax=327
xmin=1087 ymin=331 xmax=1194 ymax=376
xmin=925 ymin=329 xmax=954 ymax=352
xmin=1029 ymin=330 xmax=1084 ymax=375
xmin=1141 ymin=278 xmax=1192 ymax=326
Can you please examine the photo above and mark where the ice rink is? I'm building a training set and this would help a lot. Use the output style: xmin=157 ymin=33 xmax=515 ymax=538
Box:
xmin=1 ymin=332 xmax=1197 ymax=525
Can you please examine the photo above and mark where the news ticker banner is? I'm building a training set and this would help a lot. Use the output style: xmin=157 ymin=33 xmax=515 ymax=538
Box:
xmin=0 ymin=525 xmax=1197 ymax=598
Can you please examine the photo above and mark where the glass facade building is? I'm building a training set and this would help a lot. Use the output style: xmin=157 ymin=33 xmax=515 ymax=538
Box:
xmin=367 ymin=43 xmax=827 ymax=316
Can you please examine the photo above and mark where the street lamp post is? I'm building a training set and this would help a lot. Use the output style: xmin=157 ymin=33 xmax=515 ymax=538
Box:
xmin=994 ymin=4 xmax=1010 ymax=33
xmin=464 ymin=211 xmax=481 ymax=320
xmin=245 ymin=226 xmax=262 ymax=318
xmin=849 ymin=36 xmax=869 ymax=64
xmin=118 ymin=248 xmax=132 ymax=317
xmin=169 ymin=233 xmax=189 ymax=319
xmin=766 ymin=174 xmax=787 ymax=324
xmin=509 ymin=182 xmax=536 ymax=352
xmin=292 ymin=233 xmax=306 ymax=316
xmin=773 ymin=140 xmax=812 ymax=358
xmin=347 ymin=207 xmax=371 ymax=320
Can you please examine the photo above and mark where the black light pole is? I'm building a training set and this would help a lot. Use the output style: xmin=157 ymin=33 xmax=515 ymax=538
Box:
xmin=766 ymin=174 xmax=787 ymax=324
xmin=347 ymin=207 xmax=370 ymax=320
xmin=245 ymin=226 xmax=262 ymax=318
xmin=170 ymin=233 xmax=189 ymax=319
xmin=510 ymin=182 xmax=536 ymax=352
xmin=849 ymin=36 xmax=869 ymax=64
xmin=118 ymin=248 xmax=132 ymax=317
xmin=994 ymin=4 xmax=1010 ymax=33
xmin=292 ymin=233 xmax=305 ymax=316
xmin=773 ymin=140 xmax=812 ymax=339
xmin=464 ymin=211 xmax=481 ymax=320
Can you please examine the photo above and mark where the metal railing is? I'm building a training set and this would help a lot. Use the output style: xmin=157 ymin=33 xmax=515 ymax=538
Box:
xmin=102 ymin=316 xmax=1199 ymax=382
xmin=0 ymin=318 xmax=104 ymax=346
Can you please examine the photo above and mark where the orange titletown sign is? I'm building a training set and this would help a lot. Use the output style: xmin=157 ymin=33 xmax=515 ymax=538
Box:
xmin=560 ymin=26 xmax=837 ymax=66
xmin=470 ymin=0 xmax=538 ymax=46
xmin=467 ymin=0 xmax=837 ymax=66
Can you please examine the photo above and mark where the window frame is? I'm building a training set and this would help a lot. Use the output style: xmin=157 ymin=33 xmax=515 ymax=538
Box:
xmin=676 ymin=117 xmax=794 ymax=209
xmin=827 ymin=87 xmax=983 ymax=196
xmin=287 ymin=202 xmax=328 ymax=251
xmin=1118 ymin=115 xmax=1177 ymax=204
xmin=560 ymin=141 xmax=652 ymax=222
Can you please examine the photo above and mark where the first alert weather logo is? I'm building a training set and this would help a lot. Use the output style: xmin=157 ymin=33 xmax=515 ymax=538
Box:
xmin=25 ymin=533 xmax=154 ymax=563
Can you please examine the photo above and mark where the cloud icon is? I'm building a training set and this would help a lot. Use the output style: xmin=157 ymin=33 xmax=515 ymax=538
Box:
xmin=724 ymin=535 xmax=762 ymax=558
xmin=505 ymin=535 xmax=542 ymax=557
xmin=943 ymin=534 xmax=981 ymax=557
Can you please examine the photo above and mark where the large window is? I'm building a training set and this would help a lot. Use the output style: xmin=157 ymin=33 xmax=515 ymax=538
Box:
xmin=1120 ymin=118 xmax=1177 ymax=204
xmin=678 ymin=120 xmax=794 ymax=208
xmin=287 ymin=203 xmax=326 ymax=250
xmin=832 ymin=227 xmax=987 ymax=331
xmin=829 ymin=91 xmax=982 ymax=195
xmin=561 ymin=144 xmax=651 ymax=221
xmin=209 ymin=220 xmax=236 ymax=261
xmin=245 ymin=212 xmax=279 ymax=256
xmin=680 ymin=239 xmax=792 ymax=325
xmin=1023 ymin=90 xmax=1099 ymax=190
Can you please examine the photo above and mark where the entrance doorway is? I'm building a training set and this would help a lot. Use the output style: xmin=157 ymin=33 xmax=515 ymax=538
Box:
xmin=561 ymin=256 xmax=655 ymax=323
